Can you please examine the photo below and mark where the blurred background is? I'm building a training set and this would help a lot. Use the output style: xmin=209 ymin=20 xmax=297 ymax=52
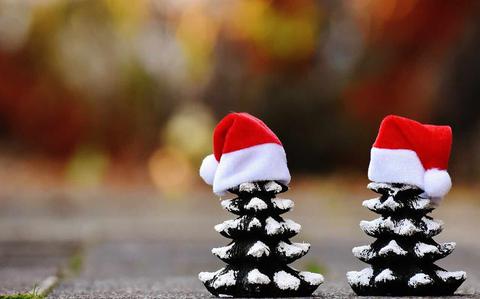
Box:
xmin=1 ymin=0 xmax=480 ymax=196
xmin=2 ymin=1 xmax=480 ymax=296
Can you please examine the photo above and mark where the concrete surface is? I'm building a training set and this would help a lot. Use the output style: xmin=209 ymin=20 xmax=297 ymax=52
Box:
xmin=0 ymin=182 xmax=479 ymax=298
xmin=0 ymin=241 xmax=78 ymax=296
xmin=46 ymin=240 xmax=479 ymax=299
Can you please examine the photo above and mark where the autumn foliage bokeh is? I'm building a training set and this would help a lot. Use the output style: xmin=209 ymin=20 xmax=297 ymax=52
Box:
xmin=0 ymin=0 xmax=479 ymax=194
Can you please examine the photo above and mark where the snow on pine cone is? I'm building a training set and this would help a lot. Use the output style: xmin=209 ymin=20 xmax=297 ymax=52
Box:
xmin=199 ymin=181 xmax=323 ymax=297
xmin=347 ymin=183 xmax=466 ymax=296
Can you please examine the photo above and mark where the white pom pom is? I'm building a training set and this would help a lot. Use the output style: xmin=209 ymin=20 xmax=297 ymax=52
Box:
xmin=424 ymin=169 xmax=452 ymax=200
xmin=199 ymin=154 xmax=218 ymax=185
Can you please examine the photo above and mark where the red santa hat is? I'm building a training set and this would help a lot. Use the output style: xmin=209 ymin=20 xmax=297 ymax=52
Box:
xmin=368 ymin=115 xmax=453 ymax=200
xmin=200 ymin=112 xmax=290 ymax=195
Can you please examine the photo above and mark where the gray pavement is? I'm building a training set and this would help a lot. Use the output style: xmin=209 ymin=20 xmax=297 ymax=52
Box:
xmin=46 ymin=239 xmax=480 ymax=299
xmin=0 ymin=182 xmax=479 ymax=298
xmin=0 ymin=241 xmax=78 ymax=296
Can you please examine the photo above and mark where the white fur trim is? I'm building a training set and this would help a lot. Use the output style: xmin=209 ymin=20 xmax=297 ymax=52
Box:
xmin=369 ymin=148 xmax=425 ymax=188
xmin=212 ymin=143 xmax=290 ymax=195
xmin=368 ymin=148 xmax=451 ymax=199
xmin=424 ymin=169 xmax=451 ymax=199
xmin=199 ymin=154 xmax=218 ymax=185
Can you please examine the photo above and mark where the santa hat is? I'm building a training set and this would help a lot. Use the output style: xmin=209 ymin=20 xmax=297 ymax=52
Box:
xmin=200 ymin=112 xmax=290 ymax=195
xmin=368 ymin=115 xmax=453 ymax=199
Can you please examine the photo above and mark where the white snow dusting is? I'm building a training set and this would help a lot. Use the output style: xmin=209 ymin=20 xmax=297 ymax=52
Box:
xmin=394 ymin=219 xmax=420 ymax=236
xmin=347 ymin=267 xmax=373 ymax=286
xmin=214 ymin=219 xmax=240 ymax=235
xmin=245 ymin=197 xmax=268 ymax=211
xmin=265 ymin=181 xmax=283 ymax=193
xmin=283 ymin=219 xmax=301 ymax=233
xmin=414 ymin=242 xmax=438 ymax=257
xmin=422 ymin=217 xmax=443 ymax=235
xmin=378 ymin=240 xmax=407 ymax=256
xmin=247 ymin=241 xmax=270 ymax=257
xmin=213 ymin=270 xmax=237 ymax=289
xmin=265 ymin=217 xmax=284 ymax=235
xmin=374 ymin=269 xmax=396 ymax=282
xmin=362 ymin=196 xmax=402 ymax=211
xmin=220 ymin=199 xmax=238 ymax=212
xmin=368 ymin=182 xmax=412 ymax=193
xmin=198 ymin=272 xmax=215 ymax=283
xmin=247 ymin=269 xmax=271 ymax=285
xmin=361 ymin=217 xmax=421 ymax=236
xmin=408 ymin=273 xmax=433 ymax=288
xmin=412 ymin=198 xmax=431 ymax=210
xmin=292 ymin=242 xmax=310 ymax=252
xmin=273 ymin=271 xmax=300 ymax=290
xmin=380 ymin=196 xmax=402 ymax=210
xmin=277 ymin=241 xmax=309 ymax=257
xmin=440 ymin=242 xmax=456 ymax=253
xmin=214 ymin=216 xmax=245 ymax=235
xmin=360 ymin=217 xmax=394 ymax=234
xmin=436 ymin=270 xmax=466 ymax=282
xmin=239 ymin=182 xmax=259 ymax=193
xmin=299 ymin=271 xmax=324 ymax=286
xmin=362 ymin=197 xmax=380 ymax=210
xmin=352 ymin=245 xmax=375 ymax=261
xmin=272 ymin=198 xmax=294 ymax=211
xmin=199 ymin=268 xmax=224 ymax=283
xmin=248 ymin=217 xmax=262 ymax=230
xmin=212 ymin=243 xmax=234 ymax=259
xmin=215 ymin=216 xmax=261 ymax=234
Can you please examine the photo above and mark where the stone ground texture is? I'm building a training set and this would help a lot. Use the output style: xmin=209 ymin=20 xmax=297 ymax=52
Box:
xmin=0 ymin=180 xmax=479 ymax=298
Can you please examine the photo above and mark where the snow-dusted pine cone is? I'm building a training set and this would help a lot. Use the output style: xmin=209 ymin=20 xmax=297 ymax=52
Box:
xmin=199 ymin=181 xmax=323 ymax=297
xmin=347 ymin=183 xmax=466 ymax=296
